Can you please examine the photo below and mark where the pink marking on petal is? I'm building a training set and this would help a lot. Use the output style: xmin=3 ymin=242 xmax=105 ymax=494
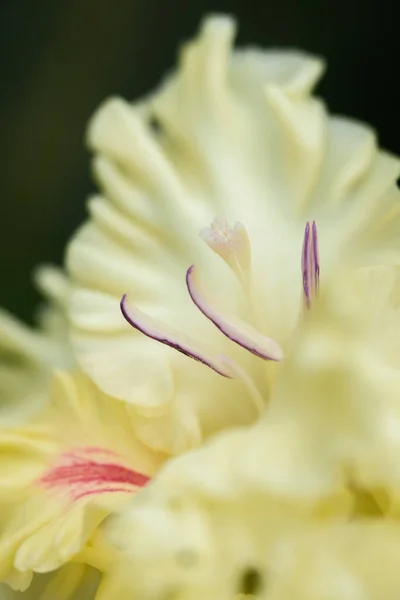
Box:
xmin=120 ymin=294 xmax=233 ymax=378
xmin=40 ymin=447 xmax=150 ymax=502
xmin=186 ymin=265 xmax=283 ymax=362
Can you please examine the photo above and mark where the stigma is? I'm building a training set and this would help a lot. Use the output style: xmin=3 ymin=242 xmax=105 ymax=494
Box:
xmin=199 ymin=218 xmax=251 ymax=285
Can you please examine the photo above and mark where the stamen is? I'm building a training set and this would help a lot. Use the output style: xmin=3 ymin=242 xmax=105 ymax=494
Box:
xmin=186 ymin=265 xmax=283 ymax=362
xmin=301 ymin=220 xmax=320 ymax=307
xmin=120 ymin=294 xmax=233 ymax=378
xmin=199 ymin=218 xmax=251 ymax=283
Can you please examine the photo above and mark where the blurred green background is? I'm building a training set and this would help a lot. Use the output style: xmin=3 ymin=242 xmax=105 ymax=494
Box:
xmin=1 ymin=0 xmax=399 ymax=322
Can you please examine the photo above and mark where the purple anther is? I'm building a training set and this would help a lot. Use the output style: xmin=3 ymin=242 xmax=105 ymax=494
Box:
xmin=186 ymin=265 xmax=283 ymax=362
xmin=120 ymin=294 xmax=233 ymax=378
xmin=301 ymin=220 xmax=320 ymax=307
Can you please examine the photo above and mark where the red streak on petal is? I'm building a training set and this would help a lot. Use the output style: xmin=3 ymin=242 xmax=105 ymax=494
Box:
xmin=39 ymin=448 xmax=150 ymax=502
xmin=73 ymin=486 xmax=136 ymax=501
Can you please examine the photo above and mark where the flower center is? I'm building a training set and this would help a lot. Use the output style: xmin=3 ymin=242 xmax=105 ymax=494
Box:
xmin=120 ymin=219 xmax=319 ymax=395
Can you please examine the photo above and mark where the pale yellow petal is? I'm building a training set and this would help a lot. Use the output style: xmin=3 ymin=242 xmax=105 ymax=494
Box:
xmin=0 ymin=565 xmax=100 ymax=600
xmin=0 ymin=370 xmax=163 ymax=589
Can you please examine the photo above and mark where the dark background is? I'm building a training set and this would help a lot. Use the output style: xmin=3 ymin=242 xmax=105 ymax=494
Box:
xmin=1 ymin=0 xmax=398 ymax=322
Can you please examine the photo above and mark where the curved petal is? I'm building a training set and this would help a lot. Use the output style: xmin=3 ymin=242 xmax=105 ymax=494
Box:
xmin=0 ymin=371 xmax=162 ymax=591
xmin=0 ymin=564 xmax=100 ymax=600
xmin=0 ymin=268 xmax=72 ymax=425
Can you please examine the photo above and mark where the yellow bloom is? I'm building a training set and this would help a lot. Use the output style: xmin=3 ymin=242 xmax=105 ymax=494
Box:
xmin=67 ymin=15 xmax=400 ymax=455
xmin=0 ymin=370 xmax=163 ymax=595
xmin=1 ymin=13 xmax=400 ymax=599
